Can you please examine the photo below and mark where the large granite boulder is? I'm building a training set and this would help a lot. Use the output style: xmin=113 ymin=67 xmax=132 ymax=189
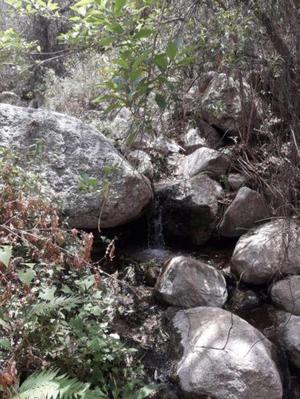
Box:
xmin=156 ymin=174 xmax=223 ymax=245
xmin=231 ymin=219 xmax=300 ymax=284
xmin=199 ymin=73 xmax=263 ymax=134
xmin=219 ymin=187 xmax=269 ymax=237
xmin=172 ymin=307 xmax=283 ymax=399
xmin=155 ymin=256 xmax=227 ymax=308
xmin=0 ymin=104 xmax=152 ymax=228
xmin=271 ymin=276 xmax=300 ymax=315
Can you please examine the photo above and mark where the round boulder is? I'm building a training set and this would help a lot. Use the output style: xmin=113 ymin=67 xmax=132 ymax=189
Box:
xmin=178 ymin=147 xmax=230 ymax=179
xmin=172 ymin=307 xmax=283 ymax=399
xmin=0 ymin=103 xmax=153 ymax=229
xmin=281 ymin=314 xmax=300 ymax=368
xmin=155 ymin=256 xmax=228 ymax=308
xmin=219 ymin=187 xmax=269 ymax=237
xmin=156 ymin=174 xmax=223 ymax=245
xmin=231 ymin=219 xmax=300 ymax=284
xmin=271 ymin=276 xmax=300 ymax=315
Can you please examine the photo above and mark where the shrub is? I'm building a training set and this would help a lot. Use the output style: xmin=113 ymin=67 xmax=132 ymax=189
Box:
xmin=0 ymin=148 xmax=155 ymax=399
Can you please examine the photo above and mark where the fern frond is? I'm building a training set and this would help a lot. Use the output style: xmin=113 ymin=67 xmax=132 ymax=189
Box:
xmin=9 ymin=369 xmax=105 ymax=399
xmin=30 ymin=296 xmax=81 ymax=316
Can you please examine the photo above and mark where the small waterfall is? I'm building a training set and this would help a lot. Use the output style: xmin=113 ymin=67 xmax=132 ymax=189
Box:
xmin=147 ymin=196 xmax=165 ymax=248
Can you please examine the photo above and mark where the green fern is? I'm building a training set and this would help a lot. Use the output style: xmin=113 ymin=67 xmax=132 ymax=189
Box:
xmin=30 ymin=296 xmax=81 ymax=317
xmin=9 ymin=369 xmax=106 ymax=399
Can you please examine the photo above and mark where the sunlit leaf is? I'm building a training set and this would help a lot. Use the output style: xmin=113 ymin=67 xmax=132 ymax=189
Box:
xmin=166 ymin=41 xmax=177 ymax=60
xmin=18 ymin=268 xmax=36 ymax=285
xmin=154 ymin=53 xmax=168 ymax=70
xmin=0 ymin=245 xmax=12 ymax=268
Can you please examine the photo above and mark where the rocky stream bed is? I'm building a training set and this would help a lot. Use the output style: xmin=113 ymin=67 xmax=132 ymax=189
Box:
xmin=1 ymin=72 xmax=300 ymax=398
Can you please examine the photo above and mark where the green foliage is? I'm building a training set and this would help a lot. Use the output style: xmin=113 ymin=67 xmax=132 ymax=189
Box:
xmin=0 ymin=149 xmax=155 ymax=399
xmin=10 ymin=369 xmax=103 ymax=399
xmin=58 ymin=0 xmax=183 ymax=137
xmin=0 ymin=28 xmax=39 ymax=67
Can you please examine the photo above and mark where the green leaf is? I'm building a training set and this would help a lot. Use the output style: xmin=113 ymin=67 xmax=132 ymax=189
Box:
xmin=166 ymin=41 xmax=177 ymax=60
xmin=39 ymin=286 xmax=57 ymax=300
xmin=129 ymin=384 xmax=158 ymax=399
xmin=10 ymin=369 xmax=103 ymax=399
xmin=155 ymin=93 xmax=167 ymax=110
xmin=0 ymin=318 xmax=9 ymax=329
xmin=107 ymin=23 xmax=124 ymax=34
xmin=0 ymin=338 xmax=11 ymax=350
xmin=18 ymin=267 xmax=36 ymax=285
xmin=154 ymin=53 xmax=168 ymax=70
xmin=129 ymin=68 xmax=143 ymax=81
xmin=77 ymin=275 xmax=95 ymax=291
xmin=0 ymin=245 xmax=12 ymax=268
xmin=134 ymin=28 xmax=153 ymax=40
xmin=114 ymin=0 xmax=126 ymax=15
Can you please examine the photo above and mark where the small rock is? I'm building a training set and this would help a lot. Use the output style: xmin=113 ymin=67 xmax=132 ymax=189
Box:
xmin=155 ymin=256 xmax=228 ymax=308
xmin=231 ymin=219 xmax=300 ymax=284
xmin=178 ymin=147 xmax=230 ymax=179
xmin=219 ymin=187 xmax=269 ymax=237
xmin=271 ymin=276 xmax=300 ymax=315
xmin=181 ymin=127 xmax=207 ymax=152
xmin=228 ymin=173 xmax=247 ymax=190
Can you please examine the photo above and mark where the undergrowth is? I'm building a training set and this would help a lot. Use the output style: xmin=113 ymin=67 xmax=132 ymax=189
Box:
xmin=0 ymin=148 xmax=155 ymax=399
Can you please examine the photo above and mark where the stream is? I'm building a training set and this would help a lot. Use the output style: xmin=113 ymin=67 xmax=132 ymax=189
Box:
xmin=91 ymin=197 xmax=300 ymax=399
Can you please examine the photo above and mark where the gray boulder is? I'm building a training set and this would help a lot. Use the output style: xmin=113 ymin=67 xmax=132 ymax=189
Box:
xmin=231 ymin=219 xmax=300 ymax=284
xmin=181 ymin=120 xmax=221 ymax=152
xmin=219 ymin=187 xmax=269 ymax=237
xmin=281 ymin=313 xmax=300 ymax=368
xmin=181 ymin=127 xmax=206 ymax=152
xmin=155 ymin=256 xmax=227 ymax=308
xmin=271 ymin=276 xmax=300 ymax=315
xmin=156 ymin=174 xmax=223 ymax=245
xmin=200 ymin=73 xmax=263 ymax=133
xmin=172 ymin=307 xmax=282 ymax=399
xmin=0 ymin=91 xmax=22 ymax=106
xmin=178 ymin=147 xmax=230 ymax=179
xmin=0 ymin=103 xmax=152 ymax=228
